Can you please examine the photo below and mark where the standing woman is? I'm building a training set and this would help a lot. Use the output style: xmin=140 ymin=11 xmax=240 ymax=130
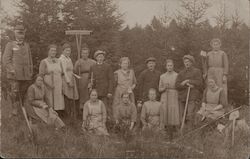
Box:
xmin=39 ymin=44 xmax=65 ymax=116
xmin=112 ymin=57 xmax=136 ymax=115
xmin=159 ymin=59 xmax=179 ymax=139
xmin=59 ymin=43 xmax=79 ymax=118
xmin=74 ymin=46 xmax=96 ymax=114
xmin=203 ymin=38 xmax=229 ymax=103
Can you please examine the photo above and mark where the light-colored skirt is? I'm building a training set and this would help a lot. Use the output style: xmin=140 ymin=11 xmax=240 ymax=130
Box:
xmin=86 ymin=115 xmax=109 ymax=136
xmin=44 ymin=73 xmax=65 ymax=110
xmin=160 ymin=89 xmax=180 ymax=125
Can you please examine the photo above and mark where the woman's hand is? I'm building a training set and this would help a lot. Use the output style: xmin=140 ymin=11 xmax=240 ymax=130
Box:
xmin=203 ymin=74 xmax=207 ymax=79
xmin=107 ymin=93 xmax=112 ymax=98
xmin=44 ymin=81 xmax=54 ymax=89
xmin=137 ymin=101 xmax=142 ymax=108
xmin=127 ymin=87 xmax=133 ymax=94
xmin=81 ymin=122 xmax=86 ymax=131
xmin=41 ymin=103 xmax=48 ymax=109
xmin=213 ymin=104 xmax=223 ymax=111
xmin=201 ymin=103 xmax=206 ymax=109
xmin=131 ymin=84 xmax=136 ymax=90
xmin=129 ymin=122 xmax=135 ymax=130
xmin=222 ymin=75 xmax=227 ymax=83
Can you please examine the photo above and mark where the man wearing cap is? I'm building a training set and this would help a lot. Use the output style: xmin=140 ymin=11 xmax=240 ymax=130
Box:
xmin=203 ymin=38 xmax=229 ymax=104
xmin=175 ymin=55 xmax=203 ymax=131
xmin=3 ymin=24 xmax=33 ymax=117
xmin=137 ymin=57 xmax=161 ymax=103
xmin=89 ymin=50 xmax=114 ymax=120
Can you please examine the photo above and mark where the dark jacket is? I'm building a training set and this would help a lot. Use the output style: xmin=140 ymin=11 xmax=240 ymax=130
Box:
xmin=175 ymin=66 xmax=203 ymax=102
xmin=89 ymin=63 xmax=114 ymax=97
xmin=3 ymin=41 xmax=33 ymax=80
xmin=137 ymin=69 xmax=161 ymax=101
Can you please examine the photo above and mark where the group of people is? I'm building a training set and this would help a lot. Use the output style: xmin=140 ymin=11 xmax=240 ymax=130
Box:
xmin=3 ymin=24 xmax=233 ymax=138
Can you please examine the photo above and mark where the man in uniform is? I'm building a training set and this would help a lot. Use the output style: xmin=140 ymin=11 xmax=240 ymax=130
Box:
xmin=3 ymin=24 xmax=33 ymax=117
xmin=175 ymin=55 xmax=203 ymax=131
xmin=137 ymin=57 xmax=161 ymax=103
xmin=89 ymin=50 xmax=114 ymax=120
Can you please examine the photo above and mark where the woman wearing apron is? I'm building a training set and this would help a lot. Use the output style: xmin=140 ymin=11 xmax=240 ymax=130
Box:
xmin=39 ymin=44 xmax=65 ymax=116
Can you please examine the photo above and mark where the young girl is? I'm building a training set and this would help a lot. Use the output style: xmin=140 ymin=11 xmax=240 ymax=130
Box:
xmin=159 ymin=59 xmax=179 ymax=137
xmin=82 ymin=89 xmax=109 ymax=136
xmin=25 ymin=75 xmax=65 ymax=130
xmin=141 ymin=88 xmax=164 ymax=131
xmin=113 ymin=57 xmax=136 ymax=115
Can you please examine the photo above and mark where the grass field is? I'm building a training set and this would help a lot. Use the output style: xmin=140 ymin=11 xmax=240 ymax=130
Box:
xmin=1 ymin=97 xmax=250 ymax=158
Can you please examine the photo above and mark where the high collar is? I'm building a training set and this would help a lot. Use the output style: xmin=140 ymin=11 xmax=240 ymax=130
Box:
xmin=97 ymin=62 xmax=104 ymax=65
xmin=209 ymin=86 xmax=219 ymax=92
xmin=147 ymin=68 xmax=155 ymax=72
xmin=121 ymin=69 xmax=130 ymax=74
xmin=48 ymin=57 xmax=57 ymax=63
xmin=61 ymin=54 xmax=70 ymax=59
xmin=15 ymin=40 xmax=24 ymax=45
xmin=122 ymin=102 xmax=131 ymax=107
xmin=81 ymin=58 xmax=88 ymax=61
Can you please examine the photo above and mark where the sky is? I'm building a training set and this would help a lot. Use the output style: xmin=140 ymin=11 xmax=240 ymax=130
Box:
xmin=1 ymin=0 xmax=250 ymax=27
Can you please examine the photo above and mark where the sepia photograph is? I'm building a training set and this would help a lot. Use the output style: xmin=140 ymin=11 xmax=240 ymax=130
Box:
xmin=0 ymin=0 xmax=249 ymax=158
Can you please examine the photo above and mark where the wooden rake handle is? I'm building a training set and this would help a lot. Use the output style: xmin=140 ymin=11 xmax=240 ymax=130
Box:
xmin=180 ymin=86 xmax=191 ymax=135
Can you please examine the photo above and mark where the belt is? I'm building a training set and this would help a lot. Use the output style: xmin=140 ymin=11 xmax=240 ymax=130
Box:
xmin=209 ymin=66 xmax=223 ymax=69
xmin=80 ymin=71 xmax=90 ymax=74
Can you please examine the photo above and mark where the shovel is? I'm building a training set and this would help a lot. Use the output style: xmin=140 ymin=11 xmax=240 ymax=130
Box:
xmin=180 ymin=86 xmax=191 ymax=136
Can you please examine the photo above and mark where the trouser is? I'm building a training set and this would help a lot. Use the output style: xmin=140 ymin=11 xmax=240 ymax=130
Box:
xmin=8 ymin=79 xmax=31 ymax=115
xmin=64 ymin=95 xmax=77 ymax=119
xmin=179 ymin=100 xmax=198 ymax=131
xmin=98 ymin=96 xmax=112 ymax=120
xmin=165 ymin=125 xmax=179 ymax=140
xmin=98 ymin=96 xmax=113 ymax=130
